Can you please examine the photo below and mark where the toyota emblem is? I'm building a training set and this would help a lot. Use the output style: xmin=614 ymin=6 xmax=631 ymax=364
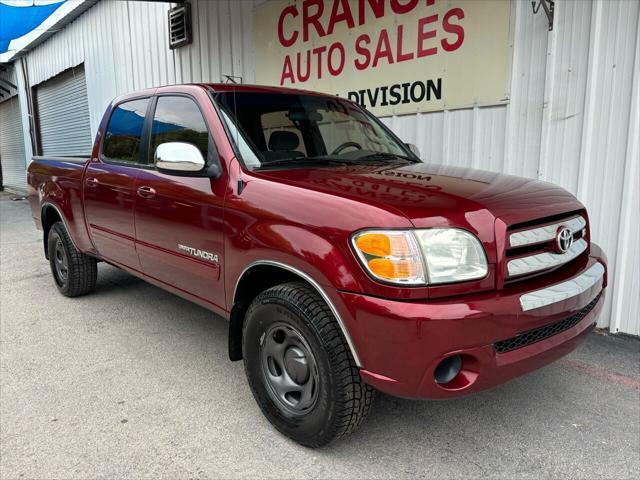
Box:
xmin=556 ymin=227 xmax=574 ymax=253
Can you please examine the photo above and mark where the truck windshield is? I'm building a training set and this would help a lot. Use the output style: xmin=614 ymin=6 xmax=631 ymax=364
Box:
xmin=214 ymin=91 xmax=417 ymax=169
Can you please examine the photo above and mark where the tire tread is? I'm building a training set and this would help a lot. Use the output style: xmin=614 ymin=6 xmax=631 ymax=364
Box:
xmin=49 ymin=222 xmax=97 ymax=297
xmin=244 ymin=281 xmax=375 ymax=447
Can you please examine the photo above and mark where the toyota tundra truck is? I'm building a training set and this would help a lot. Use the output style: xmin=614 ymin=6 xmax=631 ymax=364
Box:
xmin=27 ymin=84 xmax=607 ymax=447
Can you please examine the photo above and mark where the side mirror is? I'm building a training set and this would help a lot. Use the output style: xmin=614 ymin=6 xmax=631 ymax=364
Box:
xmin=154 ymin=142 xmax=206 ymax=173
xmin=406 ymin=143 xmax=421 ymax=159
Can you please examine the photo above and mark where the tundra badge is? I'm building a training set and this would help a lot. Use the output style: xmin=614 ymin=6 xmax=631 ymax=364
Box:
xmin=177 ymin=244 xmax=219 ymax=263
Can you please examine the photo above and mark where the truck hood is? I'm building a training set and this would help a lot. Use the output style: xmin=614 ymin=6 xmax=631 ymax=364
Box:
xmin=253 ymin=162 xmax=584 ymax=231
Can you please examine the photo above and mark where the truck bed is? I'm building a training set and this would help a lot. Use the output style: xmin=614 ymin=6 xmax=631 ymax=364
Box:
xmin=27 ymin=156 xmax=92 ymax=252
xmin=31 ymin=156 xmax=89 ymax=164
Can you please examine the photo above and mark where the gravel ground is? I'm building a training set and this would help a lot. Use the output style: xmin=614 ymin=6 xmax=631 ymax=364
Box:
xmin=1 ymin=192 xmax=639 ymax=479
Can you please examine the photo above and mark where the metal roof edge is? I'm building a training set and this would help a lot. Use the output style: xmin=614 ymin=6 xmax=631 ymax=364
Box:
xmin=0 ymin=0 xmax=99 ymax=65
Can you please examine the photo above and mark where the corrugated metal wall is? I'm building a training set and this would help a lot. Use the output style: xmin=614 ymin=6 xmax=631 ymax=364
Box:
xmin=36 ymin=66 xmax=93 ymax=156
xmin=24 ymin=0 xmax=257 ymax=138
xmin=0 ymin=96 xmax=27 ymax=192
xmin=15 ymin=0 xmax=640 ymax=334
xmin=0 ymin=65 xmax=28 ymax=192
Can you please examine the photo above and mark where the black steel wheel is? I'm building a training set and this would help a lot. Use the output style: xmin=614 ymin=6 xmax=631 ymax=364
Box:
xmin=47 ymin=222 xmax=97 ymax=297
xmin=260 ymin=322 xmax=320 ymax=414
xmin=52 ymin=234 xmax=69 ymax=286
xmin=243 ymin=282 xmax=375 ymax=447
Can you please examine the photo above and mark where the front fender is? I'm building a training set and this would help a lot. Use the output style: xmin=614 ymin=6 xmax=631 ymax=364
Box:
xmin=225 ymin=222 xmax=366 ymax=366
xmin=226 ymin=222 xmax=362 ymax=308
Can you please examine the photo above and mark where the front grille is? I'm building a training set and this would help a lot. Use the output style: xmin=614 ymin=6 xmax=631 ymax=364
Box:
xmin=505 ymin=211 xmax=589 ymax=282
xmin=494 ymin=293 xmax=601 ymax=354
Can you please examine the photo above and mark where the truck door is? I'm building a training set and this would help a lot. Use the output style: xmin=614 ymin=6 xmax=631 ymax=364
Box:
xmin=133 ymin=95 xmax=226 ymax=310
xmin=84 ymin=97 xmax=151 ymax=270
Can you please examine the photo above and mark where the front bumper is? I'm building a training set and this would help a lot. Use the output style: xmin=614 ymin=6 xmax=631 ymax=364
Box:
xmin=338 ymin=245 xmax=607 ymax=399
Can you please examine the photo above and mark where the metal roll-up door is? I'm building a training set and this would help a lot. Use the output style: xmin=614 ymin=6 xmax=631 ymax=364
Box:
xmin=0 ymin=96 xmax=27 ymax=193
xmin=36 ymin=66 xmax=93 ymax=156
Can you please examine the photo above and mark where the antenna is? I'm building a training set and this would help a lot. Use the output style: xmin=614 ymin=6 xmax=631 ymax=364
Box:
xmin=222 ymin=75 xmax=243 ymax=84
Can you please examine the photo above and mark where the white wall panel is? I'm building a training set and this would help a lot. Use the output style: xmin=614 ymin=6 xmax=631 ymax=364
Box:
xmin=503 ymin=0 xmax=549 ymax=178
xmin=381 ymin=106 xmax=507 ymax=172
xmin=13 ymin=0 xmax=640 ymax=334
xmin=574 ymin=0 xmax=639 ymax=329
xmin=539 ymin=0 xmax=592 ymax=194
xmin=601 ymin=1 xmax=640 ymax=336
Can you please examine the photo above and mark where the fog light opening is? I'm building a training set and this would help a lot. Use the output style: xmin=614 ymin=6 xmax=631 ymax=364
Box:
xmin=434 ymin=355 xmax=462 ymax=385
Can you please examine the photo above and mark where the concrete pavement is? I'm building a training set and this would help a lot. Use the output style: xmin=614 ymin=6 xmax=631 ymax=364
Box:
xmin=1 ymin=192 xmax=639 ymax=479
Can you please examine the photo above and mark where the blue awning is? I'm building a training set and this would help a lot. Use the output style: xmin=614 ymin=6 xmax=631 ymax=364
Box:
xmin=0 ymin=1 xmax=66 ymax=54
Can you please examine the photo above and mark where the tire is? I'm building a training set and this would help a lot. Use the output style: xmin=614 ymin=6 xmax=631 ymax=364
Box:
xmin=47 ymin=221 xmax=97 ymax=297
xmin=243 ymin=282 xmax=375 ymax=447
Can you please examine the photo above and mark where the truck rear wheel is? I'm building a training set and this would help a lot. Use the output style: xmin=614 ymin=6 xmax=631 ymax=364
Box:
xmin=47 ymin=221 xmax=97 ymax=297
xmin=242 ymin=282 xmax=374 ymax=447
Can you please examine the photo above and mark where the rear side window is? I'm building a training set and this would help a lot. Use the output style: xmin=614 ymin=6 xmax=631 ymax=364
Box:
xmin=150 ymin=96 xmax=209 ymax=160
xmin=102 ymin=98 xmax=149 ymax=164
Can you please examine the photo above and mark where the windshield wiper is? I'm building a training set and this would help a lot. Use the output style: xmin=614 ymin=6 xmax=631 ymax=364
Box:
xmin=256 ymin=153 xmax=418 ymax=170
xmin=256 ymin=156 xmax=364 ymax=169
xmin=356 ymin=152 xmax=419 ymax=163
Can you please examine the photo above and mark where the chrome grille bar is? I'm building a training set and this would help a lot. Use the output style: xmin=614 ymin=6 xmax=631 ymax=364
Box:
xmin=509 ymin=215 xmax=586 ymax=248
xmin=507 ymin=238 xmax=588 ymax=277
xmin=519 ymin=262 xmax=604 ymax=311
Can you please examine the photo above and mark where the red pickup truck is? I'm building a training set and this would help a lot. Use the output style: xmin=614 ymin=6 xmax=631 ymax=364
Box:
xmin=28 ymin=83 xmax=607 ymax=447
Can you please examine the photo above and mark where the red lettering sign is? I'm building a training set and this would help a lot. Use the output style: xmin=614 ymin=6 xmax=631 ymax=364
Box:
xmin=276 ymin=0 xmax=467 ymax=85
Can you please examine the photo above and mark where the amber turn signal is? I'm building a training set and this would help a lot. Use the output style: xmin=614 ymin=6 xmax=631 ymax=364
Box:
xmin=355 ymin=233 xmax=391 ymax=257
xmin=367 ymin=258 xmax=422 ymax=281
xmin=351 ymin=230 xmax=426 ymax=285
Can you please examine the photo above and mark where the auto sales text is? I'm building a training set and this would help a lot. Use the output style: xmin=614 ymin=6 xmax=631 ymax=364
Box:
xmin=277 ymin=0 xmax=465 ymax=85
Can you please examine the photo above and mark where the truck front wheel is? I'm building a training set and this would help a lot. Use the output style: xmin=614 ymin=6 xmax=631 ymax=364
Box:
xmin=242 ymin=282 xmax=375 ymax=447
xmin=47 ymin=222 xmax=97 ymax=297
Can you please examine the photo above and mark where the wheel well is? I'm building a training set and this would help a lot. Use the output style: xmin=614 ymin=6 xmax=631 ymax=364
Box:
xmin=41 ymin=205 xmax=62 ymax=259
xmin=228 ymin=264 xmax=304 ymax=361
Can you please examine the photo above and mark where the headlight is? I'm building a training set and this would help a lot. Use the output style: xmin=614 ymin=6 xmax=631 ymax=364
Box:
xmin=414 ymin=228 xmax=488 ymax=284
xmin=352 ymin=228 xmax=487 ymax=286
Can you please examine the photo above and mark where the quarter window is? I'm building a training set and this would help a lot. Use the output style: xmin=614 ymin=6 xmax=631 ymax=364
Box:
xmin=150 ymin=96 xmax=209 ymax=161
xmin=102 ymin=98 xmax=149 ymax=163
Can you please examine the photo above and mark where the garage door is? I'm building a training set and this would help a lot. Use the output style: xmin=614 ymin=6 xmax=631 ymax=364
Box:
xmin=0 ymin=96 xmax=27 ymax=193
xmin=36 ymin=66 xmax=93 ymax=156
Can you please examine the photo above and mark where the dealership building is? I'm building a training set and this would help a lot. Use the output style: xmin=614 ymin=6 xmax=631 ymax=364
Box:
xmin=0 ymin=0 xmax=638 ymax=336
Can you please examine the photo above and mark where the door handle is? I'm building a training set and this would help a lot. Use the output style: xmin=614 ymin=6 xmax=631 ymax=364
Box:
xmin=137 ymin=186 xmax=157 ymax=199
xmin=85 ymin=177 xmax=99 ymax=187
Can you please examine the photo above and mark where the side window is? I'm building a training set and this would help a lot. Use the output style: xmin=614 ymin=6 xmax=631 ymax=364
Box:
xmin=102 ymin=98 xmax=149 ymax=163
xmin=150 ymin=96 xmax=209 ymax=161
